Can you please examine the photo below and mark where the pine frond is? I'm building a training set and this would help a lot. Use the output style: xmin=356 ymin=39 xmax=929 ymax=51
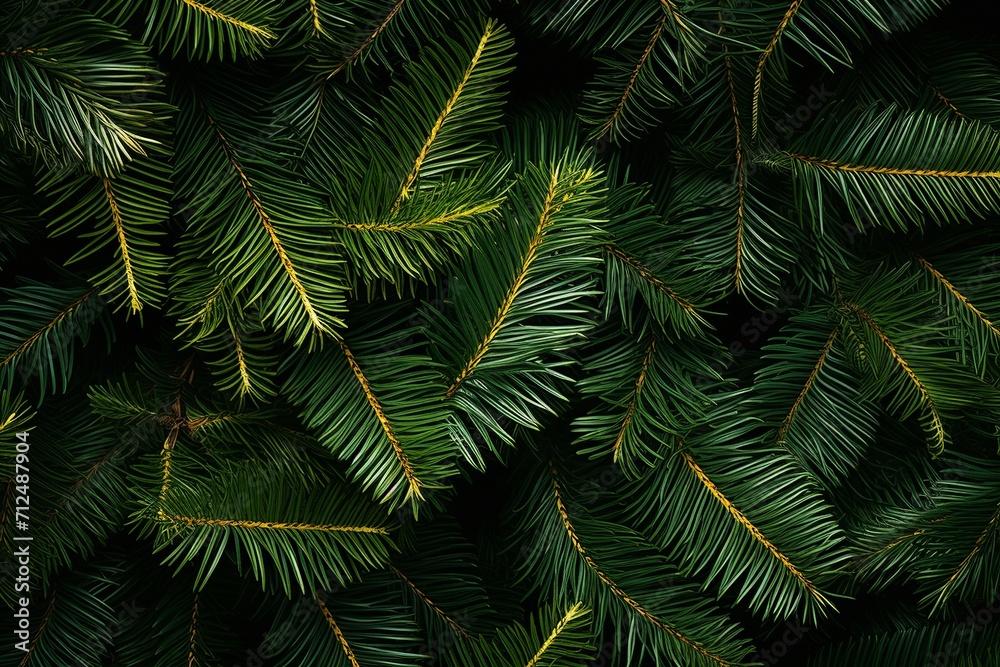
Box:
xmin=842 ymin=33 xmax=1000 ymax=129
xmin=834 ymin=418 xmax=940 ymax=574
xmin=42 ymin=156 xmax=171 ymax=314
xmin=197 ymin=316 xmax=279 ymax=403
xmin=140 ymin=581 xmax=227 ymax=666
xmin=267 ymin=573 xmax=426 ymax=667
xmin=108 ymin=563 xmax=246 ymax=666
xmin=804 ymin=615 xmax=1000 ymax=666
xmin=645 ymin=46 xmax=802 ymax=303
xmin=600 ymin=180 xmax=710 ymax=336
xmin=180 ymin=403 xmax=322 ymax=484
xmin=838 ymin=265 xmax=1000 ymax=454
xmin=782 ymin=104 xmax=1000 ymax=232
xmin=391 ymin=520 xmax=493 ymax=638
xmin=665 ymin=159 xmax=799 ymax=303
xmin=921 ymin=44 xmax=1000 ymax=128
xmin=172 ymin=275 xmax=279 ymax=403
xmin=425 ymin=159 xmax=606 ymax=453
xmin=89 ymin=360 xmax=320 ymax=487
xmin=907 ymin=234 xmax=1000 ymax=378
xmin=530 ymin=0 xmax=714 ymax=73
xmin=372 ymin=18 xmax=515 ymax=207
xmin=136 ymin=459 xmax=395 ymax=596
xmin=0 ymin=10 xmax=168 ymax=176
xmin=499 ymin=108 xmax=590 ymax=175
xmin=752 ymin=306 xmax=878 ymax=486
xmin=332 ymin=166 xmax=509 ymax=290
xmin=315 ymin=0 xmax=474 ymax=80
xmin=269 ymin=71 xmax=375 ymax=183
xmin=170 ymin=71 xmax=349 ymax=346
xmin=759 ymin=0 xmax=945 ymax=76
xmin=749 ymin=0 xmax=805 ymax=139
xmin=88 ymin=375 xmax=164 ymax=424
xmin=573 ymin=319 xmax=726 ymax=478
xmin=282 ymin=302 xmax=460 ymax=508
xmin=12 ymin=565 xmax=120 ymax=667
xmin=852 ymin=455 xmax=1000 ymax=615
xmin=625 ymin=390 xmax=852 ymax=625
xmin=918 ymin=468 xmax=1000 ymax=614
xmin=95 ymin=0 xmax=279 ymax=60
xmin=514 ymin=457 xmax=754 ymax=667
xmin=0 ymin=278 xmax=111 ymax=401
xmin=30 ymin=408 xmax=134 ymax=577
xmin=272 ymin=0 xmax=480 ymax=175
xmin=441 ymin=602 xmax=595 ymax=667
xmin=326 ymin=0 xmax=407 ymax=76
xmin=744 ymin=0 xmax=947 ymax=145
xmin=579 ymin=13 xmax=681 ymax=142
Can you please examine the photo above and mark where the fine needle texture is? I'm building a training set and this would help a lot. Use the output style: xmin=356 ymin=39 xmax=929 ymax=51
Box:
xmin=2 ymin=1 xmax=1000 ymax=666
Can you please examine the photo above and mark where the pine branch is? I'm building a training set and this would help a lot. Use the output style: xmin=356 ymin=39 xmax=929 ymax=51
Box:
xmin=43 ymin=157 xmax=172 ymax=313
xmin=138 ymin=460 xmax=395 ymax=595
xmin=751 ymin=0 xmax=805 ymax=139
xmin=427 ymin=159 xmax=606 ymax=452
xmin=95 ymin=0 xmax=279 ymax=60
xmin=513 ymin=453 xmax=753 ymax=666
xmin=0 ymin=280 xmax=110 ymax=400
xmin=282 ymin=302 xmax=460 ymax=509
xmin=783 ymin=104 xmax=1000 ymax=231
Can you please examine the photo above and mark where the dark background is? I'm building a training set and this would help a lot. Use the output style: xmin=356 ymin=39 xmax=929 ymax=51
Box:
xmin=3 ymin=0 xmax=1000 ymax=664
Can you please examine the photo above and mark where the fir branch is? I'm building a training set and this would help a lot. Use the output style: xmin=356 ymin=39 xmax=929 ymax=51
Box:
xmin=179 ymin=0 xmax=274 ymax=38
xmin=776 ymin=327 xmax=839 ymax=446
xmin=594 ymin=16 xmax=667 ymax=141
xmin=317 ymin=595 xmax=362 ymax=667
xmin=446 ymin=169 xmax=562 ymax=398
xmin=752 ymin=0 xmax=806 ymax=139
xmin=327 ymin=0 xmax=406 ymax=78
xmin=394 ymin=19 xmax=499 ymax=207
xmin=842 ymin=300 xmax=946 ymax=453
xmin=549 ymin=463 xmax=734 ymax=666
xmin=680 ymin=450 xmax=829 ymax=607
xmin=339 ymin=339 xmax=423 ymax=501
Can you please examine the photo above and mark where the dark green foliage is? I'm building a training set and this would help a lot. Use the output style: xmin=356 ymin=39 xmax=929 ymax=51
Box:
xmin=3 ymin=0 xmax=1000 ymax=665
